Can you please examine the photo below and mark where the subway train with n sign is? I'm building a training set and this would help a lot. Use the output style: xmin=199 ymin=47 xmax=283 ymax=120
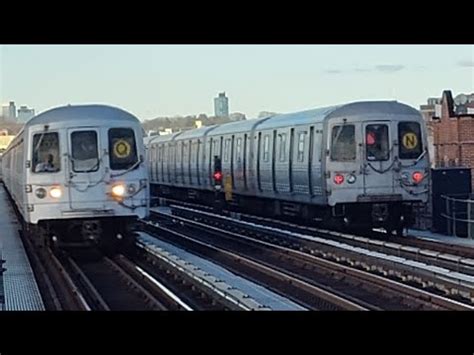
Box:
xmin=146 ymin=101 xmax=430 ymax=236
xmin=1 ymin=104 xmax=149 ymax=251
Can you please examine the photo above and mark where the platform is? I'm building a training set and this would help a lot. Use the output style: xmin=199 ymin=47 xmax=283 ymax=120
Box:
xmin=0 ymin=185 xmax=45 ymax=311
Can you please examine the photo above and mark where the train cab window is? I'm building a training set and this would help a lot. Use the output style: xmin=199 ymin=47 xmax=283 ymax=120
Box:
xmin=398 ymin=122 xmax=423 ymax=159
xmin=297 ymin=132 xmax=306 ymax=162
xmin=108 ymin=128 xmax=138 ymax=170
xmin=330 ymin=125 xmax=356 ymax=161
xmin=32 ymin=132 xmax=60 ymax=173
xmin=71 ymin=131 xmax=99 ymax=172
xmin=366 ymin=124 xmax=389 ymax=161
xmin=279 ymin=133 xmax=287 ymax=162
xmin=263 ymin=135 xmax=270 ymax=162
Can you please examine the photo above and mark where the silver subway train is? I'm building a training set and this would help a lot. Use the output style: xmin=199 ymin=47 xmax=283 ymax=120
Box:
xmin=1 ymin=105 xmax=149 ymax=250
xmin=146 ymin=101 xmax=430 ymax=235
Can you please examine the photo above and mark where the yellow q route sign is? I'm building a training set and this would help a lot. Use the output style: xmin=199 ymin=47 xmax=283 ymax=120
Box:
xmin=113 ymin=140 xmax=131 ymax=158
xmin=402 ymin=132 xmax=418 ymax=150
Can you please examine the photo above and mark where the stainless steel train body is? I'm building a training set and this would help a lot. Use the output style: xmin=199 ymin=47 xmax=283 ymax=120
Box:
xmin=1 ymin=105 xmax=149 ymax=247
xmin=147 ymin=101 xmax=430 ymax=233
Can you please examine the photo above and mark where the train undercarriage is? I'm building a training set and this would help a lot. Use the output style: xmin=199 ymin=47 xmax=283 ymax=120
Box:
xmin=152 ymin=184 xmax=419 ymax=237
xmin=23 ymin=217 xmax=137 ymax=253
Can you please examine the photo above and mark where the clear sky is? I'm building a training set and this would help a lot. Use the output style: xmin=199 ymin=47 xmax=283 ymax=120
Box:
xmin=0 ymin=45 xmax=473 ymax=120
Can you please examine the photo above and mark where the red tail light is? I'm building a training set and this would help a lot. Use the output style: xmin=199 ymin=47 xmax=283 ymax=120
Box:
xmin=412 ymin=171 xmax=424 ymax=184
xmin=213 ymin=171 xmax=222 ymax=182
xmin=334 ymin=174 xmax=344 ymax=185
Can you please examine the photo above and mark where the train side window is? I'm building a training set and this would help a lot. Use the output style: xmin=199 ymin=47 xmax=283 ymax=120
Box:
xmin=176 ymin=142 xmax=182 ymax=164
xmin=297 ymin=132 xmax=306 ymax=162
xmin=32 ymin=132 xmax=61 ymax=173
xmin=213 ymin=139 xmax=219 ymax=156
xmin=191 ymin=141 xmax=196 ymax=163
xmin=236 ymin=137 xmax=242 ymax=163
xmin=108 ymin=128 xmax=138 ymax=170
xmin=183 ymin=142 xmax=188 ymax=163
xmin=16 ymin=143 xmax=23 ymax=174
xmin=398 ymin=122 xmax=423 ymax=159
xmin=263 ymin=135 xmax=270 ymax=162
xmin=224 ymin=138 xmax=231 ymax=162
xmin=71 ymin=130 xmax=99 ymax=172
xmin=279 ymin=133 xmax=287 ymax=162
xmin=366 ymin=124 xmax=389 ymax=161
xmin=330 ymin=125 xmax=355 ymax=161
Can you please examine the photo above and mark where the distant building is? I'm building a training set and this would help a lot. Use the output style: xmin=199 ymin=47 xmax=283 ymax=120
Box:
xmin=419 ymin=98 xmax=442 ymax=122
xmin=1 ymin=104 xmax=9 ymax=119
xmin=422 ymin=90 xmax=474 ymax=187
xmin=17 ymin=105 xmax=35 ymax=123
xmin=159 ymin=128 xmax=173 ymax=135
xmin=8 ymin=101 xmax=16 ymax=120
xmin=1 ymin=101 xmax=18 ymax=121
xmin=229 ymin=112 xmax=246 ymax=121
xmin=214 ymin=92 xmax=229 ymax=117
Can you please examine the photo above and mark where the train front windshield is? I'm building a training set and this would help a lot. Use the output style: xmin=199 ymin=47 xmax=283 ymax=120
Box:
xmin=71 ymin=131 xmax=99 ymax=172
xmin=398 ymin=122 xmax=423 ymax=159
xmin=108 ymin=128 xmax=138 ymax=170
xmin=366 ymin=124 xmax=389 ymax=161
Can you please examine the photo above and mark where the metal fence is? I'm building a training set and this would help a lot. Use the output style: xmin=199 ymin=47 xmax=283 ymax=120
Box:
xmin=441 ymin=193 xmax=474 ymax=239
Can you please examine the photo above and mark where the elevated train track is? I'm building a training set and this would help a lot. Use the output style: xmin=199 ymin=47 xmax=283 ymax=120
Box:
xmin=145 ymin=202 xmax=474 ymax=310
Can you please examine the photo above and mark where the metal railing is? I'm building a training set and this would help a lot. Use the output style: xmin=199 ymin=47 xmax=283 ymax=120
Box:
xmin=441 ymin=194 xmax=474 ymax=239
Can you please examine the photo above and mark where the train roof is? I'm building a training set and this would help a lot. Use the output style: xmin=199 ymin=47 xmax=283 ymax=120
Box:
xmin=257 ymin=101 xmax=421 ymax=130
xmin=177 ymin=125 xmax=218 ymax=139
xmin=147 ymin=131 xmax=183 ymax=144
xmin=207 ymin=118 xmax=270 ymax=136
xmin=26 ymin=104 xmax=140 ymax=127
xmin=142 ymin=101 xmax=422 ymax=146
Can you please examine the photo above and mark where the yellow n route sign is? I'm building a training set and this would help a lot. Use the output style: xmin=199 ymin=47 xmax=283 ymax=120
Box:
xmin=402 ymin=132 xmax=418 ymax=150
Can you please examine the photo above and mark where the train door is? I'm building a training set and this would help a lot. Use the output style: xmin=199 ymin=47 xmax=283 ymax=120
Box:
xmin=291 ymin=128 xmax=310 ymax=195
xmin=67 ymin=127 xmax=105 ymax=209
xmin=362 ymin=121 xmax=395 ymax=194
xmin=274 ymin=129 xmax=290 ymax=193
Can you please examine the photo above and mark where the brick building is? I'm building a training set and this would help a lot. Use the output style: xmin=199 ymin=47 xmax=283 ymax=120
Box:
xmin=423 ymin=90 xmax=474 ymax=187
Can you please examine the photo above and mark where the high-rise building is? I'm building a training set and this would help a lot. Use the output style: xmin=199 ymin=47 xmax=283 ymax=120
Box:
xmin=8 ymin=101 xmax=16 ymax=120
xmin=214 ymin=92 xmax=229 ymax=117
xmin=17 ymin=106 xmax=35 ymax=123
xmin=1 ymin=104 xmax=9 ymax=119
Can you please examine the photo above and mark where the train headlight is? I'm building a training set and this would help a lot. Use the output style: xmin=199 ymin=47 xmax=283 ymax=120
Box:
xmin=347 ymin=174 xmax=357 ymax=184
xmin=112 ymin=184 xmax=126 ymax=197
xmin=49 ymin=186 xmax=62 ymax=199
xmin=127 ymin=184 xmax=137 ymax=195
xmin=35 ymin=188 xmax=47 ymax=199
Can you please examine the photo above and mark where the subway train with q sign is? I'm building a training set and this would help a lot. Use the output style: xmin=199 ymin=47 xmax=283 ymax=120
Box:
xmin=1 ymin=104 xmax=149 ymax=251
xmin=146 ymin=101 xmax=430 ymax=236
